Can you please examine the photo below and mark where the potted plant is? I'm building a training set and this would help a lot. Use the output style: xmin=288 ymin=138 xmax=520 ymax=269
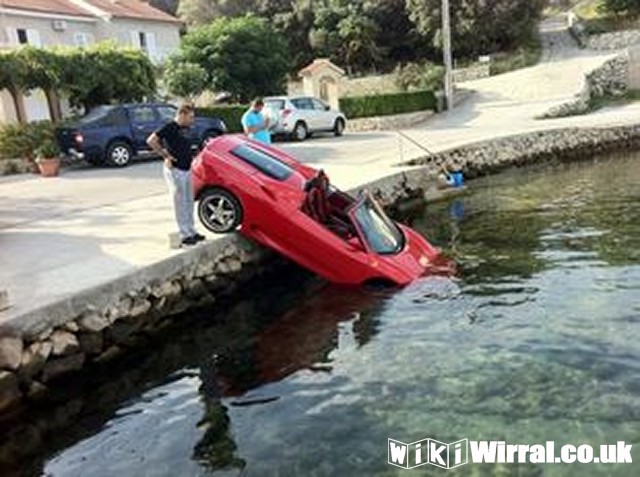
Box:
xmin=35 ymin=138 xmax=61 ymax=177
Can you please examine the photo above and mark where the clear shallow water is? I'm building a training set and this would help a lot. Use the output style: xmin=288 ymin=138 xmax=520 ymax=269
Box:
xmin=6 ymin=153 xmax=640 ymax=476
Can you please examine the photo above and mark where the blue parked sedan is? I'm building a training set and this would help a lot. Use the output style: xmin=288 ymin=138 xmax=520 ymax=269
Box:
xmin=55 ymin=103 xmax=226 ymax=167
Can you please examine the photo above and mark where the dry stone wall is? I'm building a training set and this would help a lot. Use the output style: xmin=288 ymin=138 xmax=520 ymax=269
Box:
xmin=586 ymin=30 xmax=640 ymax=51
xmin=541 ymin=54 xmax=629 ymax=118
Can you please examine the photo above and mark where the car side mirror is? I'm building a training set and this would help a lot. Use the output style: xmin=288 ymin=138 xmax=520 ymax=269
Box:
xmin=324 ymin=105 xmax=331 ymax=111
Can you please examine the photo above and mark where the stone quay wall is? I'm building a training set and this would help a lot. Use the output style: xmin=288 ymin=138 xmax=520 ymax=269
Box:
xmin=405 ymin=125 xmax=640 ymax=178
xmin=3 ymin=123 xmax=640 ymax=413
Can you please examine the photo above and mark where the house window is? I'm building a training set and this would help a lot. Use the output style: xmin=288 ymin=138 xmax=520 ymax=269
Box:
xmin=139 ymin=32 xmax=147 ymax=51
xmin=17 ymin=29 xmax=28 ymax=44
xmin=131 ymin=31 xmax=157 ymax=61
xmin=73 ymin=32 xmax=94 ymax=47
xmin=13 ymin=28 xmax=42 ymax=47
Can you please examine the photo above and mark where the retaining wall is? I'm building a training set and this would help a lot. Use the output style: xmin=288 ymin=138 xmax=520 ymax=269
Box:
xmin=3 ymin=123 xmax=640 ymax=413
xmin=540 ymin=54 xmax=629 ymax=118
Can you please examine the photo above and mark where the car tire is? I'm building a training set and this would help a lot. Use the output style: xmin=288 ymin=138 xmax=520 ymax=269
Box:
xmin=106 ymin=141 xmax=133 ymax=167
xmin=293 ymin=121 xmax=308 ymax=141
xmin=198 ymin=188 xmax=243 ymax=234
xmin=333 ymin=118 xmax=345 ymax=137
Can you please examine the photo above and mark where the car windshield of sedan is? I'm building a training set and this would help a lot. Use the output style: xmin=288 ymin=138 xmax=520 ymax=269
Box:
xmin=351 ymin=195 xmax=404 ymax=254
xmin=231 ymin=144 xmax=294 ymax=181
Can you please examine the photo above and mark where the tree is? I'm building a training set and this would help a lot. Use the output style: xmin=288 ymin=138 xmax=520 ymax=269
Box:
xmin=178 ymin=0 xmax=259 ymax=26
xmin=600 ymin=0 xmax=640 ymax=16
xmin=272 ymin=0 xmax=316 ymax=71
xmin=365 ymin=0 xmax=425 ymax=67
xmin=310 ymin=0 xmax=382 ymax=74
xmin=148 ymin=0 xmax=180 ymax=16
xmin=406 ymin=0 xmax=545 ymax=59
xmin=58 ymin=43 xmax=156 ymax=111
xmin=0 ymin=52 xmax=29 ymax=123
xmin=163 ymin=59 xmax=208 ymax=99
xmin=177 ymin=0 xmax=219 ymax=26
xmin=180 ymin=15 xmax=290 ymax=101
xmin=14 ymin=47 xmax=64 ymax=121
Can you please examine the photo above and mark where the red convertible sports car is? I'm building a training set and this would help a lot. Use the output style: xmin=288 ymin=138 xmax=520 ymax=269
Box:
xmin=192 ymin=135 xmax=445 ymax=286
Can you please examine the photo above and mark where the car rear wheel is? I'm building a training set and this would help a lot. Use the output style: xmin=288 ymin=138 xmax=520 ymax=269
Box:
xmin=106 ymin=141 xmax=133 ymax=167
xmin=198 ymin=188 xmax=243 ymax=233
xmin=333 ymin=118 xmax=345 ymax=137
xmin=293 ymin=121 xmax=308 ymax=141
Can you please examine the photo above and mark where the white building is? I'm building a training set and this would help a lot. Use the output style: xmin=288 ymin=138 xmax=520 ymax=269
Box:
xmin=0 ymin=0 xmax=182 ymax=123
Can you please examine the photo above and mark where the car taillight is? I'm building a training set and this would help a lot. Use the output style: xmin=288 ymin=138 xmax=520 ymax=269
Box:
xmin=74 ymin=132 xmax=84 ymax=144
xmin=282 ymin=109 xmax=292 ymax=118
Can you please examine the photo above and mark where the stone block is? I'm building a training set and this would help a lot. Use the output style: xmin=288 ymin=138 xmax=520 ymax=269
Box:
xmin=129 ymin=298 xmax=152 ymax=317
xmin=78 ymin=332 xmax=104 ymax=356
xmin=0 ymin=371 xmax=21 ymax=412
xmin=63 ymin=321 xmax=79 ymax=333
xmin=41 ymin=353 xmax=85 ymax=382
xmin=19 ymin=347 xmax=47 ymax=379
xmin=50 ymin=330 xmax=80 ymax=357
xmin=26 ymin=381 xmax=48 ymax=402
xmin=78 ymin=312 xmax=109 ymax=333
xmin=0 ymin=336 xmax=24 ymax=371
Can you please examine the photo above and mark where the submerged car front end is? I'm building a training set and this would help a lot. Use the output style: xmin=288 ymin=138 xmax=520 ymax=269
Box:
xmin=346 ymin=193 xmax=444 ymax=286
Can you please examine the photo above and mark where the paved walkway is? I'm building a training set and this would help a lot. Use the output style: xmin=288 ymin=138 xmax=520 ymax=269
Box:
xmin=2 ymin=15 xmax=640 ymax=325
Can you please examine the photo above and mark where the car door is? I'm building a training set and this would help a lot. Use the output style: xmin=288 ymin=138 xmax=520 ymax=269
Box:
xmin=291 ymin=98 xmax=317 ymax=130
xmin=129 ymin=105 xmax=159 ymax=152
xmin=311 ymin=98 xmax=333 ymax=130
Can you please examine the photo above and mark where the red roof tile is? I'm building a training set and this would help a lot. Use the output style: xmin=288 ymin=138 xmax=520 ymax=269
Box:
xmin=84 ymin=0 xmax=181 ymax=24
xmin=299 ymin=59 xmax=346 ymax=77
xmin=0 ymin=0 xmax=93 ymax=17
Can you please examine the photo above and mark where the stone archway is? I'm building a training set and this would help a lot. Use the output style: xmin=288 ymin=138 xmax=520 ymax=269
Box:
xmin=298 ymin=59 xmax=345 ymax=110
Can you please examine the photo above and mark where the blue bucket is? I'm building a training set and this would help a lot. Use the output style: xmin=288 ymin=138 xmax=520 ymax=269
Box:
xmin=449 ymin=171 xmax=464 ymax=188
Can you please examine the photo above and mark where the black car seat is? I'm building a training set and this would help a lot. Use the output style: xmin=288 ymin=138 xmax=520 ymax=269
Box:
xmin=302 ymin=171 xmax=354 ymax=239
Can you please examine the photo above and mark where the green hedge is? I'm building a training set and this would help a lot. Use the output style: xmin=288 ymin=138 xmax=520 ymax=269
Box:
xmin=197 ymin=105 xmax=248 ymax=133
xmin=339 ymin=90 xmax=437 ymax=119
xmin=0 ymin=120 xmax=55 ymax=160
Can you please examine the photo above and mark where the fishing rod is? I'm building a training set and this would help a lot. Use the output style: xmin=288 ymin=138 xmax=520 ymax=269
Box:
xmin=396 ymin=130 xmax=453 ymax=178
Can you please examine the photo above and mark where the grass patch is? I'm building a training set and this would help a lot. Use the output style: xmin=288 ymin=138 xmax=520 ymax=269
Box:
xmin=489 ymin=37 xmax=542 ymax=76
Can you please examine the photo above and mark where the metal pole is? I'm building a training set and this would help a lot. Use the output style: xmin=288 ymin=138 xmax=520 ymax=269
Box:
xmin=441 ymin=0 xmax=454 ymax=110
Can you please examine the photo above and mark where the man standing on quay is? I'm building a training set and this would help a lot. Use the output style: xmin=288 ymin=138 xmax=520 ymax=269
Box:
xmin=147 ymin=103 xmax=205 ymax=247
xmin=242 ymin=98 xmax=271 ymax=144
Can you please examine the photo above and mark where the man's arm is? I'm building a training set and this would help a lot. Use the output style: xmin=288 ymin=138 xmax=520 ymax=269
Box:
xmin=146 ymin=132 xmax=174 ymax=168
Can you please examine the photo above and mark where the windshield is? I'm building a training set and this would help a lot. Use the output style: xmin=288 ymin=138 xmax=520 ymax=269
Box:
xmin=79 ymin=106 xmax=115 ymax=124
xmin=351 ymin=195 xmax=404 ymax=254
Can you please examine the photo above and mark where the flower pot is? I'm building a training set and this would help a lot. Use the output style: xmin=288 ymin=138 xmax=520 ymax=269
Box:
xmin=37 ymin=158 xmax=61 ymax=177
